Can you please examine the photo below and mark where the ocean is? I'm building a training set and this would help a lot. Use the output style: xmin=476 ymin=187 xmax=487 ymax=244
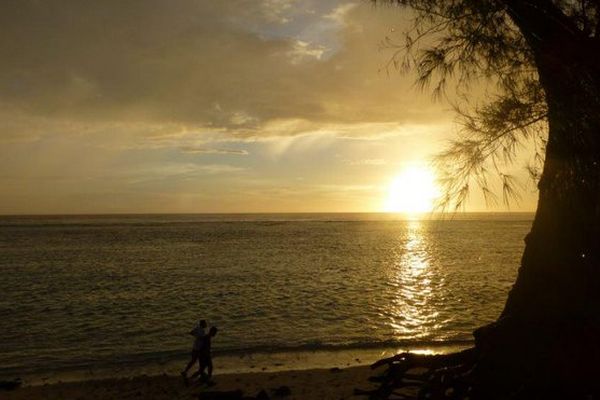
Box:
xmin=0 ymin=213 xmax=532 ymax=382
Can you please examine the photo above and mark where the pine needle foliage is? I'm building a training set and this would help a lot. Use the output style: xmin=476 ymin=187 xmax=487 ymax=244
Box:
xmin=374 ymin=0 xmax=600 ymax=210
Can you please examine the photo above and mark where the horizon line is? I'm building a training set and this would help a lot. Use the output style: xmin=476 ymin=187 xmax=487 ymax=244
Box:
xmin=0 ymin=210 xmax=536 ymax=217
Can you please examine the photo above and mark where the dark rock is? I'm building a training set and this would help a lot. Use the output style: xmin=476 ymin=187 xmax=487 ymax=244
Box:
xmin=255 ymin=389 xmax=270 ymax=400
xmin=0 ymin=378 xmax=21 ymax=391
xmin=272 ymin=385 xmax=291 ymax=397
xmin=330 ymin=367 xmax=342 ymax=373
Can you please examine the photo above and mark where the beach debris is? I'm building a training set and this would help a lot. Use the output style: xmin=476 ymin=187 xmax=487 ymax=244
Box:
xmin=197 ymin=389 xmax=244 ymax=399
xmin=0 ymin=378 xmax=22 ymax=391
xmin=272 ymin=385 xmax=292 ymax=397
xmin=354 ymin=349 xmax=476 ymax=400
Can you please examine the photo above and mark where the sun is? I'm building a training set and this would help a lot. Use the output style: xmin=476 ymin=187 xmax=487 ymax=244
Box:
xmin=384 ymin=165 xmax=440 ymax=214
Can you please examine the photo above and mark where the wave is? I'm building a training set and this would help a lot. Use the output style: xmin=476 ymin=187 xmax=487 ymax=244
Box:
xmin=0 ymin=338 xmax=474 ymax=378
xmin=214 ymin=338 xmax=474 ymax=356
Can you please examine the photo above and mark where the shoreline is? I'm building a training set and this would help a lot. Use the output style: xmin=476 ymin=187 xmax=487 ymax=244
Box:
xmin=2 ymin=365 xmax=397 ymax=400
xmin=4 ymin=344 xmax=470 ymax=387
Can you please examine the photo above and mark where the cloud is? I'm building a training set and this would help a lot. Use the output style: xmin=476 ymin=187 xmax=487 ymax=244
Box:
xmin=123 ymin=163 xmax=246 ymax=187
xmin=0 ymin=0 xmax=447 ymax=143
xmin=286 ymin=40 xmax=327 ymax=64
xmin=179 ymin=146 xmax=249 ymax=155
xmin=349 ymin=159 xmax=387 ymax=166
xmin=260 ymin=0 xmax=296 ymax=23
xmin=325 ymin=2 xmax=358 ymax=24
xmin=0 ymin=1 xmax=490 ymax=214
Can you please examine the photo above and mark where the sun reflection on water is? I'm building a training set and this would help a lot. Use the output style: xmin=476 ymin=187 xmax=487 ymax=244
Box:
xmin=388 ymin=220 xmax=441 ymax=339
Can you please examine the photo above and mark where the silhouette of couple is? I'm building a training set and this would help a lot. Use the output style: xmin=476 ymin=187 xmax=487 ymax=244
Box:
xmin=181 ymin=319 xmax=218 ymax=384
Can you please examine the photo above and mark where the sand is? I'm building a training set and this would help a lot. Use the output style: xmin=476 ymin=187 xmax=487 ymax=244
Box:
xmin=0 ymin=365 xmax=387 ymax=400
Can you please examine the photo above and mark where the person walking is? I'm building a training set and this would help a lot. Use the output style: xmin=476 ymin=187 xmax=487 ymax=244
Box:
xmin=181 ymin=319 xmax=207 ymax=381
xmin=191 ymin=326 xmax=218 ymax=383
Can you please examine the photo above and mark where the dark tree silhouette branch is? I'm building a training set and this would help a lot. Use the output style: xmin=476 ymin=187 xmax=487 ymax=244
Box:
xmin=362 ymin=1 xmax=600 ymax=398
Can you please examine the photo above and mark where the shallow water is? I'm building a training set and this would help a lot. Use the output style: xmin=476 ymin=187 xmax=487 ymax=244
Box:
xmin=0 ymin=213 xmax=531 ymax=378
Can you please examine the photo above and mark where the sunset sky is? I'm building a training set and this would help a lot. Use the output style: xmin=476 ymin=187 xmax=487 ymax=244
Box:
xmin=0 ymin=0 xmax=539 ymax=214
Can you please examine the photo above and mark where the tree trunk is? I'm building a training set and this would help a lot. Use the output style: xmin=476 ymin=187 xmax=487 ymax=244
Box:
xmin=473 ymin=3 xmax=600 ymax=396
xmin=501 ymin=52 xmax=600 ymax=322
xmin=368 ymin=3 xmax=600 ymax=398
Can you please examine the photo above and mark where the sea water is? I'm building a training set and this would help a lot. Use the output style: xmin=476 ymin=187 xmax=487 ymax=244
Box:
xmin=0 ymin=213 xmax=531 ymax=382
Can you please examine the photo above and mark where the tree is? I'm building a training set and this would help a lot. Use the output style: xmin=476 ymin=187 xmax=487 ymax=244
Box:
xmin=369 ymin=1 xmax=600 ymax=398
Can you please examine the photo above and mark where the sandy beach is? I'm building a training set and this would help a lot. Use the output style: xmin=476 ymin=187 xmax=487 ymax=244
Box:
xmin=0 ymin=365 xmax=393 ymax=400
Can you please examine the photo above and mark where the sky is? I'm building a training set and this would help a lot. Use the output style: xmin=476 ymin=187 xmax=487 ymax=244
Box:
xmin=0 ymin=0 xmax=539 ymax=214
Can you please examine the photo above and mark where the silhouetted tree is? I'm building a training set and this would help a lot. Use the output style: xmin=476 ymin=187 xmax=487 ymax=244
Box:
xmin=372 ymin=1 xmax=600 ymax=398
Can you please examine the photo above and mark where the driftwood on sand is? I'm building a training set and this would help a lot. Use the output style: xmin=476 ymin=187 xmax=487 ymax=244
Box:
xmin=354 ymin=349 xmax=476 ymax=400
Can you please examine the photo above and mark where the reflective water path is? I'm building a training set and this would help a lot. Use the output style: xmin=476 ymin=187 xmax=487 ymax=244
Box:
xmin=0 ymin=213 xmax=531 ymax=377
